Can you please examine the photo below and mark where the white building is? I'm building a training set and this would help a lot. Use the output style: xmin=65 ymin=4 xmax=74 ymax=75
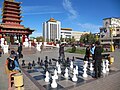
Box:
xmin=60 ymin=28 xmax=72 ymax=39
xmin=72 ymin=31 xmax=90 ymax=41
xmin=43 ymin=18 xmax=61 ymax=41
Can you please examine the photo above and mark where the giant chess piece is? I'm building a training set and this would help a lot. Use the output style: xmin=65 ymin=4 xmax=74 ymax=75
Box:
xmin=82 ymin=62 xmax=88 ymax=78
xmin=90 ymin=62 xmax=94 ymax=71
xmin=106 ymin=60 xmax=109 ymax=72
xmin=37 ymin=57 xmax=40 ymax=64
xmin=64 ymin=67 xmax=69 ymax=78
xmin=51 ymin=76 xmax=57 ymax=88
xmin=75 ymin=65 xmax=78 ymax=75
xmin=102 ymin=60 xmax=106 ymax=73
xmin=28 ymin=62 xmax=32 ymax=69
xmin=56 ymin=61 xmax=59 ymax=67
xmin=22 ymin=60 xmax=25 ymax=67
xmin=72 ymin=68 xmax=78 ymax=81
xmin=72 ymin=56 xmax=75 ymax=61
xmin=45 ymin=71 xmax=50 ymax=82
xmin=70 ymin=61 xmax=73 ymax=69
xmin=40 ymin=59 xmax=43 ymax=66
xmin=32 ymin=60 xmax=36 ymax=67
xmin=49 ymin=59 xmax=52 ymax=65
xmin=57 ymin=64 xmax=61 ymax=74
xmin=54 ymin=69 xmax=58 ymax=79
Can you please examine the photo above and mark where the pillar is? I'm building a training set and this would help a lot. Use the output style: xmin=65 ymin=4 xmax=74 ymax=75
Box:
xmin=22 ymin=35 xmax=25 ymax=43
xmin=10 ymin=35 xmax=14 ymax=45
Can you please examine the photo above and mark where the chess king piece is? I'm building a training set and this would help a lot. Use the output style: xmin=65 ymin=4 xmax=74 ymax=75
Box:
xmin=54 ymin=69 xmax=58 ymax=79
xmin=90 ymin=62 xmax=94 ymax=71
xmin=64 ymin=67 xmax=69 ymax=78
xmin=102 ymin=60 xmax=106 ymax=73
xmin=22 ymin=60 xmax=25 ymax=67
xmin=57 ymin=64 xmax=61 ymax=74
xmin=82 ymin=63 xmax=88 ymax=77
xmin=45 ymin=71 xmax=50 ymax=82
xmin=106 ymin=60 xmax=109 ymax=72
xmin=72 ymin=68 xmax=78 ymax=81
xmin=51 ymin=76 xmax=57 ymax=88
xmin=75 ymin=65 xmax=78 ymax=74
xmin=70 ymin=61 xmax=73 ymax=69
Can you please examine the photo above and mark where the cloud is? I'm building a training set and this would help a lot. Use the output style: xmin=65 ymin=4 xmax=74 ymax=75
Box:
xmin=78 ymin=23 xmax=101 ymax=33
xmin=22 ymin=6 xmax=63 ymax=15
xmin=62 ymin=0 xmax=78 ymax=19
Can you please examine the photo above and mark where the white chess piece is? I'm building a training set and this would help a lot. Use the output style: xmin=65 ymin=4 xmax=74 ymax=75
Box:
xmin=57 ymin=65 xmax=61 ymax=74
xmin=106 ymin=60 xmax=109 ymax=72
xmin=90 ymin=62 xmax=94 ymax=71
xmin=102 ymin=60 xmax=106 ymax=73
xmin=56 ymin=61 xmax=59 ymax=67
xmin=64 ymin=67 xmax=69 ymax=78
xmin=45 ymin=71 xmax=49 ymax=82
xmin=72 ymin=68 xmax=78 ymax=81
xmin=70 ymin=61 xmax=73 ymax=69
xmin=51 ymin=76 xmax=57 ymax=88
xmin=54 ymin=69 xmax=58 ymax=79
xmin=75 ymin=65 xmax=78 ymax=74
xmin=82 ymin=63 xmax=88 ymax=77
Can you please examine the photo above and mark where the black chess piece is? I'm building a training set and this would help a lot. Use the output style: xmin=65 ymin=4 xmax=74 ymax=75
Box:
xmin=28 ymin=62 xmax=32 ymax=69
xmin=22 ymin=60 xmax=25 ymax=67
xmin=37 ymin=57 xmax=40 ymax=64
xmin=49 ymin=59 xmax=52 ymax=65
xmin=40 ymin=59 xmax=43 ymax=66
xmin=67 ymin=57 xmax=70 ymax=62
xmin=58 ymin=57 xmax=61 ymax=64
xmin=32 ymin=60 xmax=36 ymax=67
xmin=72 ymin=56 xmax=75 ymax=61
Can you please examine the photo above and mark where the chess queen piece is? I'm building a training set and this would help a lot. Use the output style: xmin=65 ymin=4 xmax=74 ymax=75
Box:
xmin=72 ymin=68 xmax=78 ymax=81
xmin=45 ymin=71 xmax=50 ymax=82
xmin=51 ymin=76 xmax=57 ymax=88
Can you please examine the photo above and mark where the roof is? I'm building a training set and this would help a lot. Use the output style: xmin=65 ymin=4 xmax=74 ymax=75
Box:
xmin=61 ymin=28 xmax=72 ymax=31
xmin=103 ymin=17 xmax=120 ymax=20
xmin=48 ymin=18 xmax=57 ymax=22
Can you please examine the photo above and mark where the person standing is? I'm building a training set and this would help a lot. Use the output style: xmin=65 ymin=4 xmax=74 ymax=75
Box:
xmin=17 ymin=43 xmax=22 ymax=58
xmin=84 ymin=46 xmax=90 ymax=62
xmin=90 ymin=43 xmax=95 ymax=61
xmin=59 ymin=43 xmax=65 ymax=61
xmin=94 ymin=41 xmax=102 ymax=78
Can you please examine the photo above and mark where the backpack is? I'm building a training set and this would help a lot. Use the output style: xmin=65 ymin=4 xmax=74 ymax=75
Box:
xmin=7 ymin=58 xmax=15 ymax=71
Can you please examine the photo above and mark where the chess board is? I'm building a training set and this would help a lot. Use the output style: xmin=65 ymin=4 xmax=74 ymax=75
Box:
xmin=21 ymin=58 xmax=98 ymax=90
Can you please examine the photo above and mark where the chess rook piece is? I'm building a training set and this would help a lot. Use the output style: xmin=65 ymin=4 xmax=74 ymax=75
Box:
xmin=106 ymin=60 xmax=109 ymax=72
xmin=102 ymin=60 xmax=106 ymax=73
xmin=22 ymin=60 xmax=25 ymax=67
xmin=72 ymin=68 xmax=78 ymax=81
xmin=64 ymin=67 xmax=69 ymax=78
xmin=45 ymin=71 xmax=50 ymax=82
xmin=32 ymin=60 xmax=35 ymax=67
xmin=51 ymin=76 xmax=57 ymax=88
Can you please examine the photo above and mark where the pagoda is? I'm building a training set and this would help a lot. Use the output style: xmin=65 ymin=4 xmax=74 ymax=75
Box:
xmin=0 ymin=0 xmax=34 ymax=44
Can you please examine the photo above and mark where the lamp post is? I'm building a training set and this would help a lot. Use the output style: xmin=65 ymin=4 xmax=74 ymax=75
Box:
xmin=109 ymin=25 xmax=115 ymax=52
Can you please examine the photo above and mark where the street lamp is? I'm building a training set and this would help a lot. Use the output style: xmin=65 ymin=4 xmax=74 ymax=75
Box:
xmin=109 ymin=25 xmax=115 ymax=52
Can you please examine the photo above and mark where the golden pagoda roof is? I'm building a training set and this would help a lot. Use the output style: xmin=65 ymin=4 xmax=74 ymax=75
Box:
xmin=61 ymin=28 xmax=72 ymax=31
xmin=48 ymin=18 xmax=57 ymax=22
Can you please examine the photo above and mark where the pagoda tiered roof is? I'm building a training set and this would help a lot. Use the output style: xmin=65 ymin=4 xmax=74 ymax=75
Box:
xmin=2 ymin=14 xmax=22 ymax=18
xmin=4 ymin=7 xmax=21 ymax=11
xmin=4 ymin=0 xmax=21 ymax=5
xmin=3 ymin=18 xmax=22 ymax=22
xmin=3 ymin=10 xmax=21 ymax=14
xmin=4 ymin=3 xmax=21 ymax=8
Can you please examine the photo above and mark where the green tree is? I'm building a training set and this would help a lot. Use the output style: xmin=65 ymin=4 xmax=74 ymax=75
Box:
xmin=71 ymin=36 xmax=75 ymax=43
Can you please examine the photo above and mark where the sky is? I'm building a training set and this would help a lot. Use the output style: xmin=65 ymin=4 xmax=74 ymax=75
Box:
xmin=0 ymin=0 xmax=120 ymax=37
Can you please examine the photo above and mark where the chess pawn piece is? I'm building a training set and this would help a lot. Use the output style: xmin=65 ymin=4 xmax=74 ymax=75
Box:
xmin=90 ymin=62 xmax=94 ymax=71
xmin=28 ymin=62 xmax=32 ymax=69
xmin=102 ymin=60 xmax=106 ymax=73
xmin=51 ymin=76 xmax=57 ymax=88
xmin=72 ymin=68 xmax=78 ymax=81
xmin=82 ymin=64 xmax=88 ymax=77
xmin=106 ymin=60 xmax=109 ymax=72
xmin=22 ymin=60 xmax=25 ymax=67
xmin=49 ymin=59 xmax=52 ymax=65
xmin=72 ymin=56 xmax=75 ymax=61
xmin=56 ymin=61 xmax=59 ymax=67
xmin=37 ymin=57 xmax=40 ymax=64
xmin=54 ymin=69 xmax=58 ymax=79
xmin=32 ymin=60 xmax=35 ymax=67
xmin=64 ymin=67 xmax=69 ymax=78
xmin=75 ymin=65 xmax=78 ymax=74
xmin=45 ymin=71 xmax=50 ymax=82
xmin=70 ymin=61 xmax=73 ymax=69
xmin=57 ymin=65 xmax=61 ymax=74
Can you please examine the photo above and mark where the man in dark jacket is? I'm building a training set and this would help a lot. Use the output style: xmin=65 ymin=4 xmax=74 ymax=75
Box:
xmin=59 ymin=43 xmax=65 ymax=60
xmin=17 ymin=43 xmax=22 ymax=58
xmin=94 ymin=41 xmax=102 ymax=78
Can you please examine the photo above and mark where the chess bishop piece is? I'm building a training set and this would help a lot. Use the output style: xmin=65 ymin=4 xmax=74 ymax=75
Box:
xmin=45 ymin=71 xmax=50 ymax=82
xmin=64 ymin=67 xmax=69 ymax=78
xmin=51 ymin=76 xmax=57 ymax=88
xmin=72 ymin=68 xmax=78 ymax=81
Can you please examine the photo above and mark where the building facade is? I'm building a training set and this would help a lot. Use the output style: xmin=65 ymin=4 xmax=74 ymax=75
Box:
xmin=61 ymin=28 xmax=72 ymax=39
xmin=0 ymin=0 xmax=34 ymax=44
xmin=100 ymin=17 xmax=120 ymax=46
xmin=43 ymin=18 xmax=61 ymax=41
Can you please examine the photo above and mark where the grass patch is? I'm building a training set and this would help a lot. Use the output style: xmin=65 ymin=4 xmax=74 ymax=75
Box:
xmin=65 ymin=48 xmax=85 ymax=54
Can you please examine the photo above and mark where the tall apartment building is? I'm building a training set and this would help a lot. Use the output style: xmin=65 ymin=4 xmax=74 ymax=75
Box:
xmin=43 ymin=18 xmax=61 ymax=41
